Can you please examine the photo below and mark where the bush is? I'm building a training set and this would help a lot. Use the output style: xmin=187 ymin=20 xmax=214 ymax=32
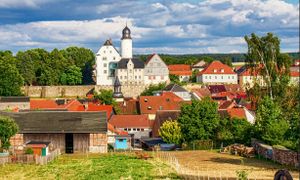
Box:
xmin=236 ymin=170 xmax=248 ymax=180
xmin=25 ymin=148 xmax=34 ymax=154
xmin=0 ymin=116 xmax=19 ymax=151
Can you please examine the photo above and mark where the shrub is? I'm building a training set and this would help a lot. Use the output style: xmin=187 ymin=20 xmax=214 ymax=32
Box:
xmin=0 ymin=116 xmax=19 ymax=152
xmin=236 ymin=170 xmax=248 ymax=180
xmin=25 ymin=148 xmax=34 ymax=154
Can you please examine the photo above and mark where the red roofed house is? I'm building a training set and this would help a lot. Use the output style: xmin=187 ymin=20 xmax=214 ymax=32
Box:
xmin=196 ymin=61 xmax=237 ymax=84
xmin=144 ymin=54 xmax=170 ymax=85
xmin=236 ymin=66 xmax=266 ymax=88
xmin=192 ymin=60 xmax=207 ymax=72
xmin=109 ymin=115 xmax=153 ymax=139
xmin=107 ymin=122 xmax=128 ymax=145
xmin=139 ymin=92 xmax=184 ymax=120
xmin=219 ymin=105 xmax=255 ymax=124
xmin=168 ymin=64 xmax=192 ymax=82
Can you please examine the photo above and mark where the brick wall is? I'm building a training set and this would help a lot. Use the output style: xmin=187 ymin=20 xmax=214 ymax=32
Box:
xmin=10 ymin=134 xmax=24 ymax=151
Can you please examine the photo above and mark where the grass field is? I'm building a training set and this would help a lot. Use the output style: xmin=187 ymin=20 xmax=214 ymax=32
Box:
xmin=0 ymin=153 xmax=178 ymax=180
xmin=159 ymin=150 xmax=299 ymax=179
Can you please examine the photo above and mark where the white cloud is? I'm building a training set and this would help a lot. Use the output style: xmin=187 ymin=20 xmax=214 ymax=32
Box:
xmin=0 ymin=0 xmax=56 ymax=8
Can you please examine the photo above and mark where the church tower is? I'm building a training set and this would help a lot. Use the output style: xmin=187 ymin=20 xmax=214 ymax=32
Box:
xmin=121 ymin=25 xmax=132 ymax=58
xmin=113 ymin=76 xmax=124 ymax=102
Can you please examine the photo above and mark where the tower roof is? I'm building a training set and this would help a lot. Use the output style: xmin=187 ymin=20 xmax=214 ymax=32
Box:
xmin=103 ymin=39 xmax=113 ymax=46
xmin=114 ymin=76 xmax=121 ymax=87
xmin=121 ymin=25 xmax=131 ymax=40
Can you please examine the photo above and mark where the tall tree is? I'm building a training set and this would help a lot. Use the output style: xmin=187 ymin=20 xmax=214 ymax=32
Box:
xmin=0 ymin=57 xmax=24 ymax=96
xmin=60 ymin=65 xmax=82 ymax=85
xmin=94 ymin=89 xmax=116 ymax=105
xmin=0 ymin=116 xmax=19 ymax=151
xmin=178 ymin=98 xmax=220 ymax=142
xmin=244 ymin=33 xmax=291 ymax=99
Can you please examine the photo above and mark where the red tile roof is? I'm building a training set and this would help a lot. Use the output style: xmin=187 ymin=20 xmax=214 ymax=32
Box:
xmin=117 ymin=98 xmax=139 ymax=115
xmin=192 ymin=88 xmax=211 ymax=98
xmin=198 ymin=61 xmax=236 ymax=75
xmin=168 ymin=64 xmax=191 ymax=71
xmin=290 ymin=71 xmax=300 ymax=77
xmin=109 ymin=115 xmax=153 ymax=128
xmin=30 ymin=99 xmax=61 ymax=109
xmin=228 ymin=107 xmax=246 ymax=119
xmin=169 ymin=71 xmax=192 ymax=76
xmin=108 ymin=123 xmax=128 ymax=135
xmin=139 ymin=92 xmax=184 ymax=114
xmin=219 ymin=100 xmax=236 ymax=110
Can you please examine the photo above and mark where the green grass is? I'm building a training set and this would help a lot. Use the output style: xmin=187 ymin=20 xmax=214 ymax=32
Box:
xmin=0 ymin=153 xmax=179 ymax=180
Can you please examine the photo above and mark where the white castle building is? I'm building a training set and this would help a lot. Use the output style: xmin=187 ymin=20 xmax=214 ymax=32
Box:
xmin=95 ymin=26 xmax=169 ymax=86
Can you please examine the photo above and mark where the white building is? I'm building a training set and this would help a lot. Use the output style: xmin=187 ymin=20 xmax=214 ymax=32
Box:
xmin=95 ymin=39 xmax=121 ymax=85
xmin=196 ymin=61 xmax=238 ymax=84
xmin=236 ymin=66 xmax=266 ymax=88
xmin=116 ymin=58 xmax=145 ymax=85
xmin=144 ymin=54 xmax=169 ymax=85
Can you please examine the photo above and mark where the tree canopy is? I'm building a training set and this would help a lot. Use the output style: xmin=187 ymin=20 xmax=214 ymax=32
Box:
xmin=94 ymin=89 xmax=116 ymax=105
xmin=140 ymin=83 xmax=166 ymax=96
xmin=177 ymin=98 xmax=220 ymax=142
xmin=159 ymin=120 xmax=182 ymax=144
xmin=0 ymin=116 xmax=19 ymax=151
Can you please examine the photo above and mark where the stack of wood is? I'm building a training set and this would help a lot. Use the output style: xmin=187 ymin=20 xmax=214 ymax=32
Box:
xmin=222 ymin=144 xmax=255 ymax=158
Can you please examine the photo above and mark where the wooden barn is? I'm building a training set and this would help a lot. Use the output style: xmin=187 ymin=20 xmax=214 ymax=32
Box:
xmin=2 ymin=111 xmax=107 ymax=153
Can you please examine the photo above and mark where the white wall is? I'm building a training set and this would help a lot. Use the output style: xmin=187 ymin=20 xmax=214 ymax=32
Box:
xmin=144 ymin=54 xmax=169 ymax=85
xmin=239 ymin=75 xmax=266 ymax=88
xmin=115 ymin=59 xmax=144 ymax=85
xmin=197 ymin=74 xmax=238 ymax=84
xmin=95 ymin=45 xmax=121 ymax=85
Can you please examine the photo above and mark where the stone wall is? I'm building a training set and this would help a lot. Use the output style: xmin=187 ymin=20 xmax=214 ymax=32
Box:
xmin=10 ymin=134 xmax=24 ymax=151
xmin=22 ymin=85 xmax=146 ymax=98
xmin=89 ymin=133 xmax=107 ymax=153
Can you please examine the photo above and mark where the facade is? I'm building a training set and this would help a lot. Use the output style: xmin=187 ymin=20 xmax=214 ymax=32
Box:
xmin=5 ymin=111 xmax=108 ymax=153
xmin=163 ymin=84 xmax=191 ymax=101
xmin=95 ymin=39 xmax=121 ymax=85
xmin=0 ymin=96 xmax=30 ymax=111
xmin=236 ymin=66 xmax=265 ymax=88
xmin=144 ymin=54 xmax=169 ymax=85
xmin=197 ymin=61 xmax=238 ymax=84
xmin=115 ymin=58 xmax=145 ymax=85
xmin=192 ymin=60 xmax=207 ymax=72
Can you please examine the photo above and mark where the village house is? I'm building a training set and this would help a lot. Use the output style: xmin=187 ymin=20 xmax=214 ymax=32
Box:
xmin=4 ymin=111 xmax=108 ymax=154
xmin=196 ymin=61 xmax=238 ymax=84
xmin=152 ymin=110 xmax=180 ymax=137
xmin=168 ymin=64 xmax=192 ymax=82
xmin=218 ymin=103 xmax=255 ymax=124
xmin=139 ymin=92 xmax=184 ymax=120
xmin=192 ymin=60 xmax=207 ymax=72
xmin=163 ymin=84 xmax=191 ymax=101
xmin=109 ymin=115 xmax=153 ymax=139
xmin=236 ymin=66 xmax=265 ymax=88
xmin=144 ymin=54 xmax=170 ymax=85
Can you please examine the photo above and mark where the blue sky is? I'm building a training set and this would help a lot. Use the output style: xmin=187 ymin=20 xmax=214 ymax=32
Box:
xmin=0 ymin=0 xmax=299 ymax=54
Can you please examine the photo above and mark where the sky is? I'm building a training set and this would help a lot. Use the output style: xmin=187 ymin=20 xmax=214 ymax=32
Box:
xmin=0 ymin=0 xmax=299 ymax=54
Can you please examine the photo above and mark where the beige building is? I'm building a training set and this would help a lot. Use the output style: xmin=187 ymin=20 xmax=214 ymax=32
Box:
xmin=115 ymin=58 xmax=145 ymax=85
xmin=144 ymin=54 xmax=169 ymax=85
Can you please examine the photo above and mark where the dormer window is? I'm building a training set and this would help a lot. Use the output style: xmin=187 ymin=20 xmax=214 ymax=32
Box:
xmin=147 ymin=106 xmax=152 ymax=110
xmin=221 ymin=69 xmax=224 ymax=73
xmin=144 ymin=98 xmax=148 ymax=102
xmin=213 ymin=69 xmax=217 ymax=73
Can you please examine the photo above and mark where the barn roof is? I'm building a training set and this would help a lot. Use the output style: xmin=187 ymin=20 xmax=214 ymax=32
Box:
xmin=0 ymin=111 xmax=107 ymax=133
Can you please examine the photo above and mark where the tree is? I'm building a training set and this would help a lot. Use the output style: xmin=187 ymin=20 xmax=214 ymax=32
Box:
xmin=94 ymin=89 xmax=116 ymax=105
xmin=159 ymin=120 xmax=182 ymax=144
xmin=0 ymin=60 xmax=24 ymax=96
xmin=244 ymin=33 xmax=291 ymax=99
xmin=140 ymin=83 xmax=166 ymax=96
xmin=255 ymin=96 xmax=289 ymax=145
xmin=60 ymin=65 xmax=82 ymax=85
xmin=178 ymin=98 xmax=220 ymax=142
xmin=169 ymin=74 xmax=181 ymax=84
xmin=191 ymin=70 xmax=199 ymax=83
xmin=0 ymin=116 xmax=19 ymax=151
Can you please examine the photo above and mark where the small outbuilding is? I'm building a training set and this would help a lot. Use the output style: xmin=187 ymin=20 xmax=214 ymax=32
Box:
xmin=114 ymin=135 xmax=131 ymax=150
xmin=26 ymin=141 xmax=51 ymax=156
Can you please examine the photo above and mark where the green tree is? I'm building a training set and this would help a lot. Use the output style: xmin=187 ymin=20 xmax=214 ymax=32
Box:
xmin=191 ymin=70 xmax=199 ymax=83
xmin=0 ymin=60 xmax=24 ymax=96
xmin=169 ymin=74 xmax=181 ymax=84
xmin=244 ymin=33 xmax=291 ymax=99
xmin=94 ymin=89 xmax=116 ymax=105
xmin=255 ymin=96 xmax=289 ymax=145
xmin=140 ymin=83 xmax=166 ymax=96
xmin=60 ymin=65 xmax=82 ymax=85
xmin=159 ymin=120 xmax=182 ymax=144
xmin=0 ymin=116 xmax=19 ymax=151
xmin=178 ymin=98 xmax=220 ymax=142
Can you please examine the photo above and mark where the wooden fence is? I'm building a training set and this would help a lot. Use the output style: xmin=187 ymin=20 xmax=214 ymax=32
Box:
xmin=35 ymin=149 xmax=61 ymax=165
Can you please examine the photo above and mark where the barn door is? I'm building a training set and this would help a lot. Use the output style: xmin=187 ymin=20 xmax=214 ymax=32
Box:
xmin=65 ymin=133 xmax=73 ymax=153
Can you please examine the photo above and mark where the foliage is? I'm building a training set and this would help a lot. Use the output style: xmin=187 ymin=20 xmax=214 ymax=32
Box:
xmin=0 ymin=57 xmax=24 ymax=96
xmin=244 ymin=33 xmax=292 ymax=99
xmin=94 ymin=89 xmax=116 ymax=105
xmin=25 ymin=148 xmax=34 ymax=155
xmin=159 ymin=120 xmax=182 ymax=144
xmin=236 ymin=170 xmax=248 ymax=180
xmin=0 ymin=116 xmax=19 ymax=151
xmin=178 ymin=98 xmax=220 ymax=142
xmin=254 ymin=96 xmax=289 ymax=145
xmin=60 ymin=65 xmax=82 ymax=85
xmin=190 ymin=70 xmax=199 ymax=82
xmin=169 ymin=74 xmax=181 ymax=84
xmin=140 ymin=83 xmax=166 ymax=96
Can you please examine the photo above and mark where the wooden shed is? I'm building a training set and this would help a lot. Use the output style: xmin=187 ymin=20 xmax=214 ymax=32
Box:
xmin=3 ymin=111 xmax=108 ymax=153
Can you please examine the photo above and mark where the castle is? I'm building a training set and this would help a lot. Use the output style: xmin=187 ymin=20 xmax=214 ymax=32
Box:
xmin=95 ymin=26 xmax=169 ymax=86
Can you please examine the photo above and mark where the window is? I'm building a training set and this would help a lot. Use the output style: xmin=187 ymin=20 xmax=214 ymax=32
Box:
xmin=144 ymin=98 xmax=148 ymax=102
xmin=221 ymin=76 xmax=223 ymax=79
xmin=205 ymin=76 xmax=207 ymax=79
xmin=137 ymin=128 xmax=140 ymax=131
xmin=110 ymin=50 xmax=112 ymax=53
xmin=232 ymin=76 xmax=234 ymax=79
xmin=124 ymin=128 xmax=127 ymax=131
xmin=209 ymin=76 xmax=211 ymax=79
xmin=113 ymin=57 xmax=116 ymax=60
xmin=141 ymin=128 xmax=144 ymax=131
xmin=213 ymin=69 xmax=217 ymax=73
xmin=124 ymin=76 xmax=127 ymax=79
xmin=133 ymin=128 xmax=136 ymax=131
xmin=139 ymin=76 xmax=141 ymax=79
xmin=148 ymin=76 xmax=151 ymax=80
xmin=215 ymin=76 xmax=217 ymax=79
xmin=147 ymin=106 xmax=152 ymax=110
xmin=161 ymin=76 xmax=164 ymax=80
xmin=103 ymin=57 xmax=107 ymax=60
xmin=103 ymin=50 xmax=106 ymax=53
xmin=128 ymin=128 xmax=131 ymax=131
xmin=103 ymin=63 xmax=107 ymax=67
xmin=108 ymin=62 xmax=117 ymax=76
xmin=104 ymin=70 xmax=107 ymax=74
xmin=130 ymin=70 xmax=132 ymax=73
xmin=153 ymin=76 xmax=156 ymax=80
xmin=120 ymin=76 xmax=122 ymax=79
xmin=221 ymin=69 xmax=224 ymax=73
xmin=135 ymin=76 xmax=137 ymax=79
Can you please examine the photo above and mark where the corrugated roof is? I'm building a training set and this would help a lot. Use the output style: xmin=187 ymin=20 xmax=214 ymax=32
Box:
xmin=0 ymin=111 xmax=107 ymax=133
